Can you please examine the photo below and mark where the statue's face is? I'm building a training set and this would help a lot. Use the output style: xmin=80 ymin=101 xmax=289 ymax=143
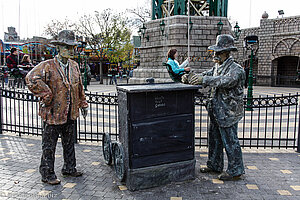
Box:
xmin=58 ymin=45 xmax=75 ymax=59
xmin=213 ymin=51 xmax=229 ymax=65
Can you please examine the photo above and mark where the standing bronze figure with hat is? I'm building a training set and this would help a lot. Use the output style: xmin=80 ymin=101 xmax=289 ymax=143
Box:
xmin=26 ymin=30 xmax=88 ymax=185
xmin=182 ymin=34 xmax=246 ymax=180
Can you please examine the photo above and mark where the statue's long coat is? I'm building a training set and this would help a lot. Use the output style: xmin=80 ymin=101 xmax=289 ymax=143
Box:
xmin=26 ymin=56 xmax=88 ymax=125
xmin=201 ymin=57 xmax=245 ymax=127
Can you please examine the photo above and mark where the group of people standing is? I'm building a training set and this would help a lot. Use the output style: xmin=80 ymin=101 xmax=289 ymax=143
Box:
xmin=108 ymin=67 xmax=133 ymax=85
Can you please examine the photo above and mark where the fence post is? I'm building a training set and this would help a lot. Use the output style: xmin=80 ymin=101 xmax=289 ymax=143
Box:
xmin=0 ymin=87 xmax=2 ymax=134
xmin=297 ymin=97 xmax=300 ymax=153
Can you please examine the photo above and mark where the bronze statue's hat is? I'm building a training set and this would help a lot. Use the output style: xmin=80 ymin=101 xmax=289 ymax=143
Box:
xmin=208 ymin=34 xmax=237 ymax=52
xmin=50 ymin=30 xmax=79 ymax=46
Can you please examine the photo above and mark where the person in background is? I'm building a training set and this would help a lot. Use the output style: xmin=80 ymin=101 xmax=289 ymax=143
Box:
xmin=129 ymin=69 xmax=133 ymax=78
xmin=21 ymin=55 xmax=34 ymax=74
xmin=111 ymin=67 xmax=118 ymax=85
xmin=89 ymin=63 xmax=96 ymax=77
xmin=7 ymin=47 xmax=27 ymax=78
xmin=32 ymin=59 xmax=38 ymax=66
xmin=167 ymin=48 xmax=191 ymax=77
xmin=243 ymin=61 xmax=250 ymax=88
xmin=6 ymin=47 xmax=19 ymax=70
xmin=119 ymin=68 xmax=123 ymax=81
xmin=21 ymin=54 xmax=33 ymax=67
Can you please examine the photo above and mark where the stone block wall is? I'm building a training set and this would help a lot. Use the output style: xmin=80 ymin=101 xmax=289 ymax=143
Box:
xmin=130 ymin=16 xmax=233 ymax=84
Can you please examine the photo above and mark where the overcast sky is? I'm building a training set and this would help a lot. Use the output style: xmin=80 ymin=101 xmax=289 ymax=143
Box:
xmin=1 ymin=0 xmax=299 ymax=40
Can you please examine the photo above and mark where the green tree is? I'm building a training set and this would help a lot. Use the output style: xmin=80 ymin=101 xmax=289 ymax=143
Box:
xmin=76 ymin=9 xmax=133 ymax=83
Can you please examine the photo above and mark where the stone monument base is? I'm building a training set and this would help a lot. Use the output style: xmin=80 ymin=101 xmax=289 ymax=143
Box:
xmin=130 ymin=16 xmax=231 ymax=84
xmin=128 ymin=68 xmax=173 ymax=84
xmin=125 ymin=159 xmax=195 ymax=191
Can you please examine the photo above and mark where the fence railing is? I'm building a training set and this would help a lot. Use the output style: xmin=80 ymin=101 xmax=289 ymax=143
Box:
xmin=0 ymin=87 xmax=299 ymax=150
xmin=194 ymin=93 xmax=300 ymax=150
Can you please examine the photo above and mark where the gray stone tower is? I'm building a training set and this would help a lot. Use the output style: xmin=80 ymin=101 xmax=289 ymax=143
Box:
xmin=130 ymin=0 xmax=233 ymax=84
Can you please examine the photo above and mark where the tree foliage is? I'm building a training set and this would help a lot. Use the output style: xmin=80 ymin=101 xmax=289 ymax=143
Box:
xmin=44 ymin=9 xmax=133 ymax=65
xmin=43 ymin=18 xmax=75 ymax=39
xmin=126 ymin=0 xmax=151 ymax=29
xmin=76 ymin=9 xmax=133 ymax=64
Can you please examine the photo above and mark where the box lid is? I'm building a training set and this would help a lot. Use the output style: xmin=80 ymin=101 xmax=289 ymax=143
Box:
xmin=117 ymin=83 xmax=201 ymax=93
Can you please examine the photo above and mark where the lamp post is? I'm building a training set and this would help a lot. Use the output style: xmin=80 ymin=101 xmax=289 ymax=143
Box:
xmin=140 ymin=24 xmax=149 ymax=41
xmin=160 ymin=19 xmax=166 ymax=37
xmin=244 ymin=35 xmax=259 ymax=111
xmin=217 ymin=19 xmax=223 ymax=36
xmin=77 ymin=41 xmax=87 ymax=91
xmin=246 ymin=49 xmax=254 ymax=111
xmin=234 ymin=22 xmax=241 ymax=40
xmin=83 ymin=51 xmax=90 ymax=91
xmin=77 ymin=43 xmax=81 ymax=70
xmin=138 ymin=28 xmax=142 ymax=39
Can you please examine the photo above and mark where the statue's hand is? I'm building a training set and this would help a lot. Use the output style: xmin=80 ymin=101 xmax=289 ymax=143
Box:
xmin=81 ymin=107 xmax=88 ymax=119
xmin=181 ymin=74 xmax=189 ymax=84
xmin=188 ymin=73 xmax=203 ymax=85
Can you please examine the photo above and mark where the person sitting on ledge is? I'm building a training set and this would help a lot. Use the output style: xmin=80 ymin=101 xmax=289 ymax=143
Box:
xmin=166 ymin=48 xmax=191 ymax=80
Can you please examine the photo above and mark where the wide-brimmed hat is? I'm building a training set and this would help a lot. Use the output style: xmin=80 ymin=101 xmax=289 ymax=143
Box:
xmin=50 ymin=30 xmax=79 ymax=46
xmin=208 ymin=34 xmax=237 ymax=52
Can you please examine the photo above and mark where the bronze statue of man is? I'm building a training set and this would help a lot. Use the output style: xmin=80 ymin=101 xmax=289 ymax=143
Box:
xmin=26 ymin=30 xmax=88 ymax=185
xmin=182 ymin=34 xmax=245 ymax=180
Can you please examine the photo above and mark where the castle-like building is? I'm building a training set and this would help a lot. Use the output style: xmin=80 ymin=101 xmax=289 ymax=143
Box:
xmin=4 ymin=27 xmax=20 ymax=42
xmin=234 ymin=13 xmax=300 ymax=87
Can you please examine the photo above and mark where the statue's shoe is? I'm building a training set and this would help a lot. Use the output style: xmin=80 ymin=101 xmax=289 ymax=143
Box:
xmin=200 ymin=167 xmax=220 ymax=173
xmin=218 ymin=172 xmax=242 ymax=181
xmin=62 ymin=171 xmax=83 ymax=177
xmin=42 ymin=178 xmax=61 ymax=185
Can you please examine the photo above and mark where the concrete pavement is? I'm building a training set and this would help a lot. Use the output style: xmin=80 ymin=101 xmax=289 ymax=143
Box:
xmin=0 ymin=133 xmax=300 ymax=200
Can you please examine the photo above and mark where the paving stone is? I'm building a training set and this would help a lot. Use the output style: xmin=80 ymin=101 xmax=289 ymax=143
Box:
xmin=246 ymin=165 xmax=258 ymax=170
xmin=280 ymin=170 xmax=292 ymax=174
xmin=290 ymin=185 xmax=300 ymax=191
xmin=63 ymin=183 xmax=76 ymax=188
xmin=246 ymin=184 xmax=259 ymax=190
xmin=93 ymin=191 xmax=107 ymax=197
xmin=277 ymin=190 xmax=292 ymax=196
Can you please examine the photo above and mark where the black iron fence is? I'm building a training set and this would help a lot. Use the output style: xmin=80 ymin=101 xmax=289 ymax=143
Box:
xmin=0 ymin=87 xmax=299 ymax=150
xmin=194 ymin=93 xmax=300 ymax=150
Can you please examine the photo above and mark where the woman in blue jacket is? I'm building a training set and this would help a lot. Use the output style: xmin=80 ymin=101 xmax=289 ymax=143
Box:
xmin=167 ymin=49 xmax=190 ymax=80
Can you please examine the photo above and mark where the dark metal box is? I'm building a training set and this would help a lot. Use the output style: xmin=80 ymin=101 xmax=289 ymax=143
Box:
xmin=117 ymin=83 xmax=199 ymax=191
